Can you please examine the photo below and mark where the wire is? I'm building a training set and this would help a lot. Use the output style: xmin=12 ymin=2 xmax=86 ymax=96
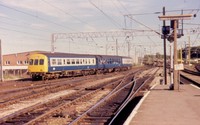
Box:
xmin=125 ymin=9 xmax=200 ymax=16
xmin=0 ymin=20 xmax=51 ymax=34
xmin=126 ymin=16 xmax=161 ymax=36
xmin=88 ymin=0 xmax=123 ymax=29
xmin=40 ymin=0 xmax=91 ymax=26
xmin=0 ymin=3 xmax=76 ymax=31
xmin=0 ymin=26 xmax=49 ymax=41
xmin=116 ymin=0 xmax=130 ymax=14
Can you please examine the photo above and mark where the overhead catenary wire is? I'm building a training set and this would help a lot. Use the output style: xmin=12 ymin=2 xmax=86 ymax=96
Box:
xmin=0 ymin=26 xmax=50 ymax=41
xmin=0 ymin=15 xmax=68 ymax=33
xmin=88 ymin=0 xmax=123 ymax=29
xmin=0 ymin=3 xmax=76 ymax=32
xmin=40 ymin=0 xmax=91 ymax=27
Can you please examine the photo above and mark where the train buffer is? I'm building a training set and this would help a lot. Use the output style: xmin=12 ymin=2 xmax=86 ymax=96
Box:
xmin=124 ymin=82 xmax=200 ymax=125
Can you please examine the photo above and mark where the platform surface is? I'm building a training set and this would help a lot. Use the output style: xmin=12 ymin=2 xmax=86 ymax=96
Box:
xmin=125 ymin=84 xmax=200 ymax=125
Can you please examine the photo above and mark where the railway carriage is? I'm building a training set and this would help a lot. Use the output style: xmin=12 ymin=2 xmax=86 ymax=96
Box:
xmin=28 ymin=52 xmax=132 ymax=80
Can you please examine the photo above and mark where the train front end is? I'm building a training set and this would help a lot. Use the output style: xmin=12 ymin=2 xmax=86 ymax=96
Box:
xmin=28 ymin=53 xmax=48 ymax=80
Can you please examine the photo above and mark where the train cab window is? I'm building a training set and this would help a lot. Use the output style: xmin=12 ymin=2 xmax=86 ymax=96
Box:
xmin=72 ymin=59 xmax=75 ymax=64
xmin=29 ymin=59 xmax=34 ymax=65
xmin=39 ymin=59 xmax=44 ymax=65
xmin=67 ymin=59 xmax=70 ymax=64
xmin=34 ymin=59 xmax=39 ymax=65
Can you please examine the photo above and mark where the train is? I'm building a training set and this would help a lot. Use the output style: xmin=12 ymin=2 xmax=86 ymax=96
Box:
xmin=28 ymin=52 xmax=133 ymax=80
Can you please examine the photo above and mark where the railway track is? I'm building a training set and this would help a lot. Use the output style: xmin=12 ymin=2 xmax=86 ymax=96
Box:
xmin=0 ymin=69 xmax=139 ymax=124
xmin=0 ymin=67 xmax=155 ymax=125
xmin=183 ymin=68 xmax=200 ymax=76
xmin=195 ymin=64 xmax=200 ymax=72
xmin=181 ymin=65 xmax=200 ymax=88
xmin=180 ymin=74 xmax=200 ymax=88
xmin=0 ymin=72 xmax=126 ymax=108
xmin=68 ymin=68 xmax=158 ymax=125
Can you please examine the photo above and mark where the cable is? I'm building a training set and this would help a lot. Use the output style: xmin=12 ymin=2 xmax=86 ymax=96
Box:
xmin=0 ymin=26 xmax=49 ymax=41
xmin=116 ymin=0 xmax=130 ymax=14
xmin=0 ymin=20 xmax=51 ymax=34
xmin=41 ymin=0 xmax=91 ymax=26
xmin=126 ymin=16 xmax=161 ymax=36
xmin=88 ymin=0 xmax=123 ymax=29
xmin=0 ymin=3 xmax=76 ymax=31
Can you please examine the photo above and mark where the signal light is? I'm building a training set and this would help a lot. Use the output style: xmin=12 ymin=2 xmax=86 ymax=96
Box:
xmin=162 ymin=26 xmax=170 ymax=35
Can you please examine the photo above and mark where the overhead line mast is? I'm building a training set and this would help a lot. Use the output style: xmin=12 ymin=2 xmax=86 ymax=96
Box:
xmin=51 ymin=29 xmax=160 ymax=54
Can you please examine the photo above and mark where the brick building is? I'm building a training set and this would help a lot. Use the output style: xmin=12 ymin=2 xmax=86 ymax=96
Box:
xmin=2 ymin=51 xmax=47 ymax=79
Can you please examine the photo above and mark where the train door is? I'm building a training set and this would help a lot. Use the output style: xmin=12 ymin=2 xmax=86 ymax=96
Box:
xmin=96 ymin=55 xmax=104 ymax=69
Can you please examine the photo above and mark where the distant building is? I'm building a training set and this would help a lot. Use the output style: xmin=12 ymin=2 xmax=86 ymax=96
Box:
xmin=2 ymin=51 xmax=48 ymax=79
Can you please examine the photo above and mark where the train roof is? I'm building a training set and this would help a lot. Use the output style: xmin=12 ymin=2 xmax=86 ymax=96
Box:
xmin=32 ymin=52 xmax=131 ymax=59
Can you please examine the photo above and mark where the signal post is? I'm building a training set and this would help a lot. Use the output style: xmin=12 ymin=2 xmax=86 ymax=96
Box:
xmin=159 ymin=14 xmax=193 ymax=90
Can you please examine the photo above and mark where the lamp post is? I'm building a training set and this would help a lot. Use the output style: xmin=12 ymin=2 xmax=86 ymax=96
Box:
xmin=159 ymin=14 xmax=193 ymax=90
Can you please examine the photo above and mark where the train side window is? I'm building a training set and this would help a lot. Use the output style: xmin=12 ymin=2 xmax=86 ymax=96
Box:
xmin=34 ymin=59 xmax=39 ymax=65
xmin=76 ymin=59 xmax=79 ymax=64
xmin=52 ymin=59 xmax=56 ymax=65
xmin=39 ymin=59 xmax=44 ymax=65
xmin=63 ymin=59 xmax=66 ymax=65
xmin=82 ymin=59 xmax=85 ymax=64
xmin=92 ymin=59 xmax=95 ymax=64
xmin=29 ymin=59 xmax=34 ymax=65
xmin=80 ymin=59 xmax=82 ymax=64
xmin=88 ymin=59 xmax=90 ymax=64
xmin=57 ymin=59 xmax=62 ymax=65
xmin=72 ymin=59 xmax=75 ymax=64
xmin=67 ymin=59 xmax=70 ymax=64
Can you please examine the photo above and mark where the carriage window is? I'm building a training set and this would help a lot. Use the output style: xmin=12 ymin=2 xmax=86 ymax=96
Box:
xmin=29 ymin=59 xmax=34 ymax=65
xmin=72 ymin=59 xmax=75 ymax=64
xmin=76 ymin=59 xmax=79 ymax=64
xmin=63 ymin=59 xmax=66 ymax=65
xmin=39 ymin=59 xmax=44 ymax=65
xmin=34 ymin=59 xmax=39 ymax=65
xmin=88 ymin=59 xmax=90 ymax=64
xmin=57 ymin=59 xmax=62 ymax=65
xmin=92 ymin=59 xmax=95 ymax=64
xmin=80 ymin=59 xmax=82 ymax=64
xmin=83 ymin=59 xmax=85 ymax=64
xmin=67 ymin=59 xmax=70 ymax=64
xmin=52 ymin=59 xmax=56 ymax=65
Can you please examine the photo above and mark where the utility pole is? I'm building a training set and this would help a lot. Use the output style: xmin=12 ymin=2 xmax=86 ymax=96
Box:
xmin=188 ymin=36 xmax=191 ymax=65
xmin=173 ymin=20 xmax=178 ymax=90
xmin=170 ymin=43 xmax=174 ymax=86
xmin=127 ymin=41 xmax=130 ymax=57
xmin=0 ymin=40 xmax=3 ymax=82
xmin=51 ymin=34 xmax=55 ymax=53
xmin=116 ymin=39 xmax=118 ymax=55
xmin=163 ymin=7 xmax=167 ymax=85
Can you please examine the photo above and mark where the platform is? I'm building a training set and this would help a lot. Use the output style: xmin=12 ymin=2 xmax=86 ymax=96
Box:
xmin=124 ymin=83 xmax=200 ymax=125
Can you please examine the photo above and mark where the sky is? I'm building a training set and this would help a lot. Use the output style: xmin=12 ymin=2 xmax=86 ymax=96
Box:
xmin=0 ymin=0 xmax=199 ymax=57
